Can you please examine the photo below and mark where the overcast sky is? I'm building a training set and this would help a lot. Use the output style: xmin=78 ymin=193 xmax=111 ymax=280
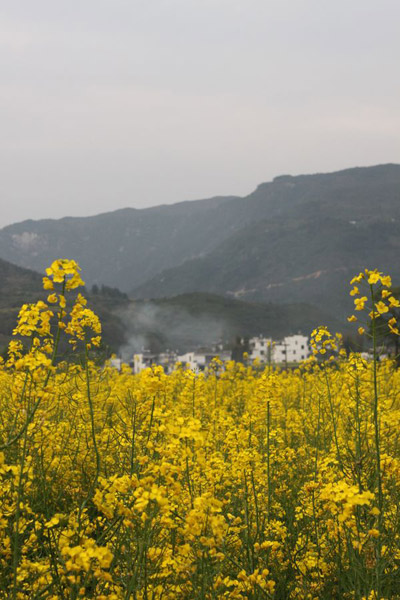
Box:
xmin=0 ymin=0 xmax=399 ymax=227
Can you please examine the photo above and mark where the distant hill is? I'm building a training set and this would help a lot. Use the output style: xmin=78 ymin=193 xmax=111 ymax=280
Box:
xmin=0 ymin=195 xmax=241 ymax=291
xmin=133 ymin=164 xmax=400 ymax=319
xmin=1 ymin=164 xmax=399 ymax=322
xmin=135 ymin=214 xmax=400 ymax=318
xmin=0 ymin=258 xmax=128 ymax=353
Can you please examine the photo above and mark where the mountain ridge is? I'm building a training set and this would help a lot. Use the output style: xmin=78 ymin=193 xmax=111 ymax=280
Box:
xmin=1 ymin=163 xmax=399 ymax=321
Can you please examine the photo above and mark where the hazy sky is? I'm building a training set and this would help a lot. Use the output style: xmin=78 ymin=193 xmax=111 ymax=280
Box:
xmin=0 ymin=0 xmax=399 ymax=227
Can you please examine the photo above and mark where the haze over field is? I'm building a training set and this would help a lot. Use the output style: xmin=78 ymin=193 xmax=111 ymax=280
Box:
xmin=1 ymin=0 xmax=399 ymax=227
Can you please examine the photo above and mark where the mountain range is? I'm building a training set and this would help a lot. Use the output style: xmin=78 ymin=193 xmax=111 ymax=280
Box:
xmin=1 ymin=163 xmax=399 ymax=323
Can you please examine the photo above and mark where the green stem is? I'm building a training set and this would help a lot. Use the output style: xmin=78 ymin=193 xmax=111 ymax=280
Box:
xmin=324 ymin=369 xmax=344 ymax=472
xmin=370 ymin=284 xmax=383 ymax=597
xmin=129 ymin=392 xmax=137 ymax=476
xmin=85 ymin=344 xmax=101 ymax=493
xmin=354 ymin=376 xmax=363 ymax=492
xmin=11 ymin=372 xmax=34 ymax=600
xmin=266 ymin=400 xmax=271 ymax=520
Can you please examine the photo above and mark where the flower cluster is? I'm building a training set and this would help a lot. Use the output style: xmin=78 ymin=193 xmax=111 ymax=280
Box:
xmin=43 ymin=259 xmax=84 ymax=291
xmin=348 ymin=269 xmax=400 ymax=335
xmin=310 ymin=325 xmax=342 ymax=356
xmin=65 ymin=294 xmax=102 ymax=349
xmin=13 ymin=301 xmax=53 ymax=338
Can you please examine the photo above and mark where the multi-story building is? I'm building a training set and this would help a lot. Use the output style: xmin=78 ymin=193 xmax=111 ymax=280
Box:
xmin=109 ymin=357 xmax=122 ymax=370
xmin=273 ymin=334 xmax=309 ymax=363
xmin=127 ymin=335 xmax=310 ymax=374
xmin=248 ymin=337 xmax=273 ymax=362
xmin=177 ymin=352 xmax=202 ymax=371
xmin=249 ymin=334 xmax=309 ymax=364
xmin=177 ymin=350 xmax=231 ymax=371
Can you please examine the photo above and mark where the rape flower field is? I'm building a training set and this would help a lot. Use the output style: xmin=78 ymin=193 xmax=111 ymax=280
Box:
xmin=1 ymin=260 xmax=400 ymax=599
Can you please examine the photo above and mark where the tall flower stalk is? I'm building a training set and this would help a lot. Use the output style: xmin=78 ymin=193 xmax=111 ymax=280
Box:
xmin=347 ymin=269 xmax=400 ymax=596
xmin=5 ymin=260 xmax=102 ymax=599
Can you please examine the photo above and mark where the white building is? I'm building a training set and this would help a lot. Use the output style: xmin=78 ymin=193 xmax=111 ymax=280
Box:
xmin=133 ymin=353 xmax=148 ymax=373
xmin=133 ymin=350 xmax=179 ymax=374
xmin=177 ymin=351 xmax=205 ymax=371
xmin=177 ymin=350 xmax=231 ymax=372
xmin=248 ymin=337 xmax=273 ymax=362
xmin=158 ymin=351 xmax=178 ymax=373
xmin=249 ymin=334 xmax=310 ymax=364
xmin=274 ymin=334 xmax=309 ymax=363
xmin=109 ymin=357 xmax=122 ymax=371
xmin=177 ymin=352 xmax=196 ymax=370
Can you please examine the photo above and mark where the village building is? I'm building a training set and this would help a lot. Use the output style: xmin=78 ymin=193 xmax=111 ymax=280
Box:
xmin=126 ymin=334 xmax=310 ymax=374
xmin=249 ymin=334 xmax=310 ymax=364
xmin=248 ymin=336 xmax=273 ymax=362
xmin=177 ymin=349 xmax=231 ymax=371
xmin=109 ymin=357 xmax=122 ymax=370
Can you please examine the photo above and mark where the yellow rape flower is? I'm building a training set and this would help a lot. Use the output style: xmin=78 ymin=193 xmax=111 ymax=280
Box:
xmin=381 ymin=275 xmax=392 ymax=287
xmin=45 ymin=259 xmax=85 ymax=289
xmin=365 ymin=269 xmax=381 ymax=284
xmin=375 ymin=301 xmax=389 ymax=314
xmin=42 ymin=277 xmax=54 ymax=290
xmin=388 ymin=296 xmax=400 ymax=308
xmin=350 ymin=273 xmax=364 ymax=284
xmin=354 ymin=296 xmax=368 ymax=311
